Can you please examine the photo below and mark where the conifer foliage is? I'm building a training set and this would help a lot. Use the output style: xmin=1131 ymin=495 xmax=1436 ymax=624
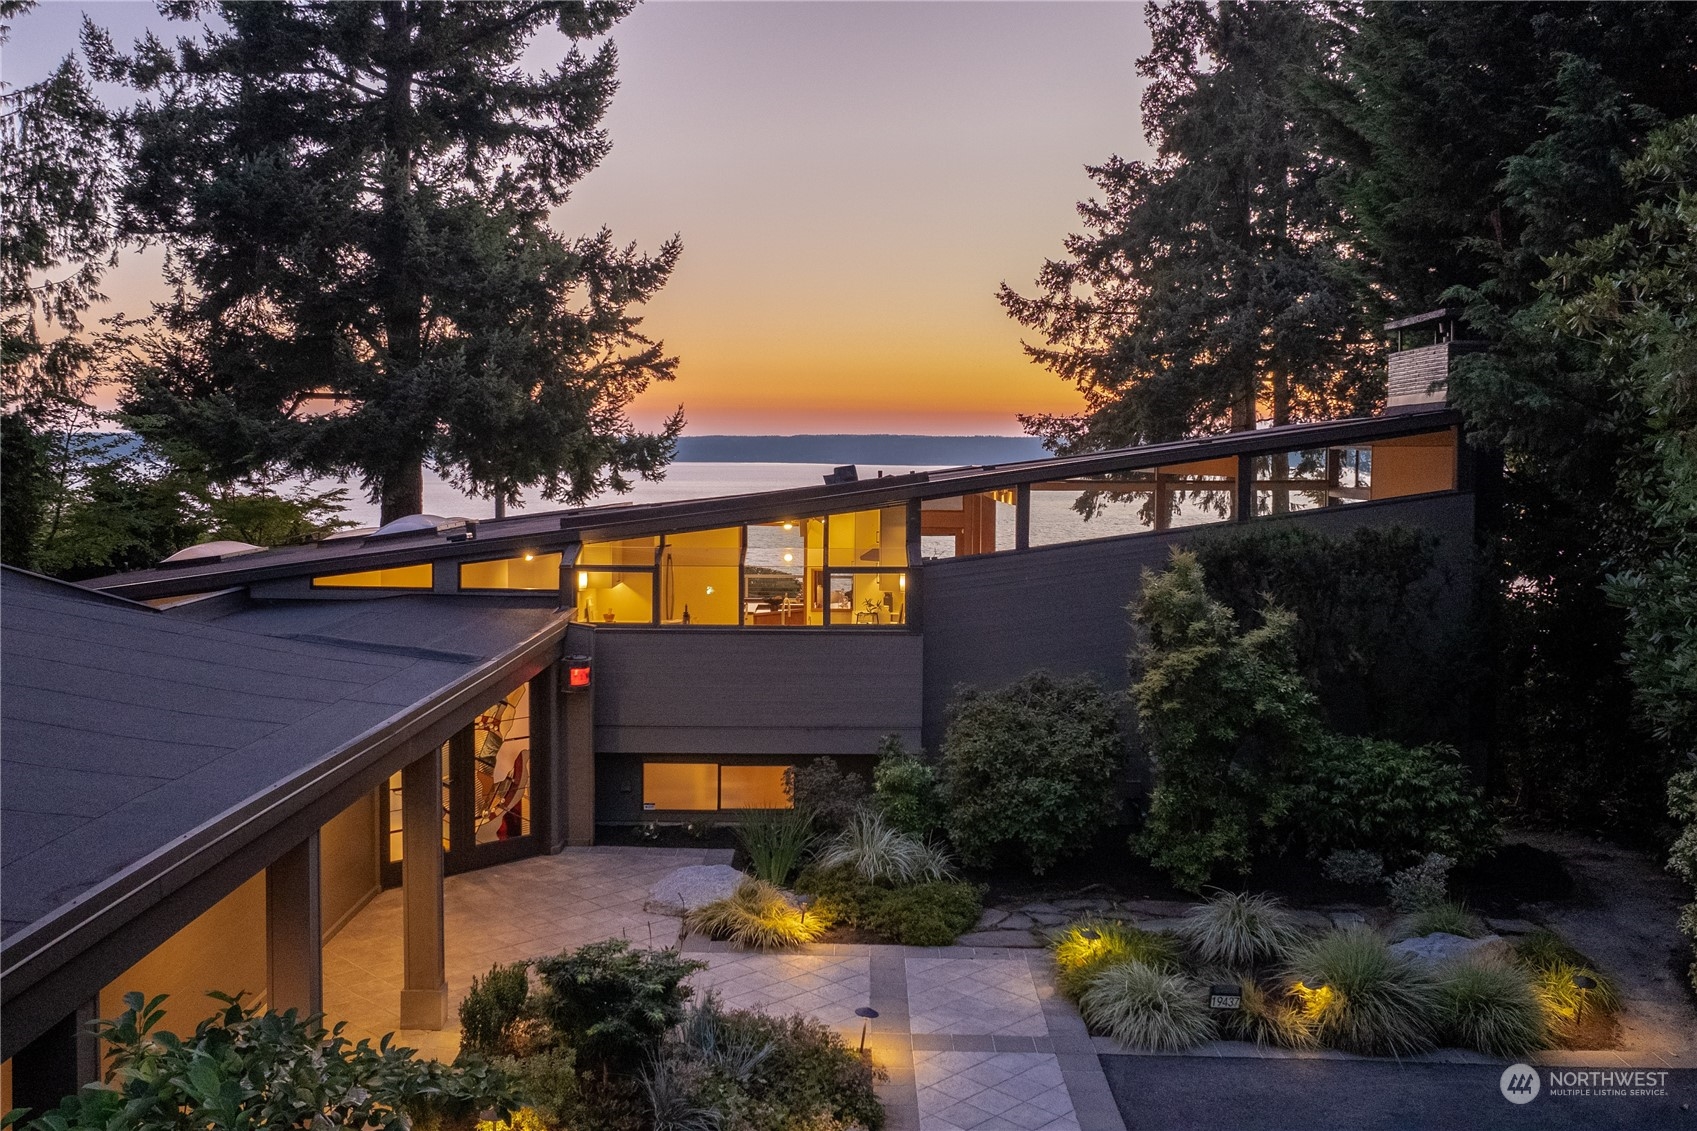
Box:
xmin=96 ymin=1 xmax=682 ymax=521
xmin=1000 ymin=1 xmax=1378 ymax=452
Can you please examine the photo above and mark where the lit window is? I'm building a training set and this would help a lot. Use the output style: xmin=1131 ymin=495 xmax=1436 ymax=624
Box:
xmin=643 ymin=763 xmax=719 ymax=810
xmin=460 ymin=553 xmax=561 ymax=590
xmin=720 ymin=765 xmax=791 ymax=809
xmin=312 ymin=563 xmax=434 ymax=589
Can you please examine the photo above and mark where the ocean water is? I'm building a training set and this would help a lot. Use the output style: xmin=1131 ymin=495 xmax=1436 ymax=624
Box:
xmin=323 ymin=463 xmax=944 ymax=527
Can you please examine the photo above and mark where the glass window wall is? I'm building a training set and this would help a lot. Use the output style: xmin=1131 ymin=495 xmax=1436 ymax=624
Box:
xmin=459 ymin=552 xmax=561 ymax=591
xmin=576 ymin=536 xmax=658 ymax=624
xmin=313 ymin=563 xmax=433 ymax=589
xmin=659 ymin=527 xmax=741 ymax=625
xmin=920 ymin=490 xmax=1015 ymax=559
xmin=642 ymin=762 xmax=796 ymax=811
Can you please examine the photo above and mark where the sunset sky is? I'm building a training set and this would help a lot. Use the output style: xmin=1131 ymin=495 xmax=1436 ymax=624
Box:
xmin=12 ymin=1 xmax=1155 ymax=435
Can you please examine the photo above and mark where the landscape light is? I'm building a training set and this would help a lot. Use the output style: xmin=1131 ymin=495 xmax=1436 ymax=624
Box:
xmin=1079 ymin=928 xmax=1101 ymax=941
xmin=855 ymin=1007 xmax=879 ymax=1052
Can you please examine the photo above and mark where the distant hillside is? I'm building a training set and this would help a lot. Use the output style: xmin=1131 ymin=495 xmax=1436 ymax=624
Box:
xmin=673 ymin=434 xmax=1048 ymax=466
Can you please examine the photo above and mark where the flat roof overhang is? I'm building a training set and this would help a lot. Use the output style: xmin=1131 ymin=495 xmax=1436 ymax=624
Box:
xmin=0 ymin=610 xmax=571 ymax=1061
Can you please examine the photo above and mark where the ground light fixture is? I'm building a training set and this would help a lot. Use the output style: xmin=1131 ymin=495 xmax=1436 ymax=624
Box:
xmin=1079 ymin=928 xmax=1101 ymax=941
xmin=797 ymin=894 xmax=816 ymax=927
xmin=856 ymin=1007 xmax=879 ymax=1052
xmin=1572 ymin=973 xmax=1597 ymax=1023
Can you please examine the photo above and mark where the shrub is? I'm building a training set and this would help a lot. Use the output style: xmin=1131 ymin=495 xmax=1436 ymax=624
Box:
xmin=1177 ymin=891 xmax=1308 ymax=968
xmin=1130 ymin=551 xmax=1317 ymax=890
xmin=1434 ymin=956 xmax=1549 ymax=1056
xmin=460 ymin=961 xmax=533 ymax=1057
xmin=1290 ymin=734 xmax=1496 ymax=867
xmin=736 ymin=805 xmax=816 ymax=886
xmin=1386 ymin=852 xmax=1455 ymax=913
xmin=1513 ymin=930 xmax=1621 ymax=1039
xmin=1406 ymin=900 xmax=1484 ymax=939
xmin=784 ymin=757 xmax=868 ymax=831
xmin=533 ymin=939 xmax=705 ymax=1075
xmin=1670 ymin=767 xmax=1697 ymax=995
xmin=17 ymin=991 xmax=518 ymax=1131
xmin=1286 ymin=930 xmax=1441 ymax=1056
xmin=860 ymin=880 xmax=983 ymax=946
xmin=817 ymin=809 xmax=953 ymax=884
xmin=872 ymin=735 xmax=943 ymax=838
xmin=941 ymin=670 xmax=1124 ymax=874
xmin=1078 ymin=962 xmax=1215 ymax=1051
xmin=686 ymin=877 xmax=833 ymax=951
xmin=1322 ymin=849 xmax=1385 ymax=887
xmin=492 ymin=1049 xmax=582 ymax=1129
xmin=794 ymin=865 xmax=982 ymax=946
xmin=679 ymin=1008 xmax=886 ymax=1131
xmin=1216 ymin=979 xmax=1316 ymax=1049
xmin=1191 ymin=524 xmax=1465 ymax=744
xmin=1051 ymin=921 xmax=1182 ymax=999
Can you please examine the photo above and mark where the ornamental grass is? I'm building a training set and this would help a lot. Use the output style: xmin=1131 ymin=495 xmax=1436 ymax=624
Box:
xmin=684 ymin=878 xmax=833 ymax=951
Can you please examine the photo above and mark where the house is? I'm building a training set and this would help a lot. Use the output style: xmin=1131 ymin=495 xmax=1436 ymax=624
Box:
xmin=1 ymin=348 xmax=1478 ymax=1107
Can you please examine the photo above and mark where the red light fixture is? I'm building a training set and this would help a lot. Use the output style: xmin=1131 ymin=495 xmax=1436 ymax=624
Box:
xmin=565 ymin=656 xmax=592 ymax=691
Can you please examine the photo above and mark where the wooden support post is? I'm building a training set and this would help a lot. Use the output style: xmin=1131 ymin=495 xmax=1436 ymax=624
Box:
xmin=563 ymin=672 xmax=596 ymax=846
xmin=1014 ymin=484 xmax=1031 ymax=550
xmin=400 ymin=745 xmax=449 ymax=1029
xmin=1235 ymin=454 xmax=1255 ymax=522
xmin=265 ymin=831 xmax=322 ymax=1016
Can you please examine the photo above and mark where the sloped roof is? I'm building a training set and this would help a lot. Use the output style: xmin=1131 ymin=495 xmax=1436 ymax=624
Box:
xmin=0 ymin=569 xmax=566 ymax=942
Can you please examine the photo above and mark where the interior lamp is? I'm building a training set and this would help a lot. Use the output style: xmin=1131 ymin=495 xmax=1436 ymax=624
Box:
xmin=898 ymin=574 xmax=906 ymax=590
xmin=577 ymin=571 xmax=589 ymax=591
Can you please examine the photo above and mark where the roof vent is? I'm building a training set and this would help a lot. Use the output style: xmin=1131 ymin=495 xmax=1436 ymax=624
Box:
xmin=158 ymin=540 xmax=265 ymax=566
xmin=365 ymin=514 xmax=467 ymax=541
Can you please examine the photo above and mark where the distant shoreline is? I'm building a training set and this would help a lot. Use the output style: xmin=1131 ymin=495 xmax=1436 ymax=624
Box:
xmin=673 ymin=434 xmax=1046 ymax=466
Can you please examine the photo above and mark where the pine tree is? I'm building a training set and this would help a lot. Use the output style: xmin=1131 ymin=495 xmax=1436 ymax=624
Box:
xmin=95 ymin=1 xmax=682 ymax=521
xmin=1000 ymin=1 xmax=1378 ymax=452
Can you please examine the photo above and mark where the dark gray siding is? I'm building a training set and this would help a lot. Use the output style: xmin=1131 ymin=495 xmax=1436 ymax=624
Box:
xmin=919 ymin=492 xmax=1477 ymax=752
xmin=592 ymin=629 xmax=922 ymax=757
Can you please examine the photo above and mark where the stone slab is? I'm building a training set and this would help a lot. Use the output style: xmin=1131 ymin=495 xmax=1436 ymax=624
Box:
xmin=956 ymin=929 xmax=1045 ymax=949
xmin=645 ymin=864 xmax=748 ymax=915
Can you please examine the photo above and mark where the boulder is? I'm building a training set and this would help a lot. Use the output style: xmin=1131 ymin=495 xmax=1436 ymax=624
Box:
xmin=1328 ymin=911 xmax=1368 ymax=930
xmin=645 ymin=865 xmax=749 ymax=915
xmin=1288 ymin=910 xmax=1336 ymax=933
xmin=1389 ymin=932 xmax=1510 ymax=967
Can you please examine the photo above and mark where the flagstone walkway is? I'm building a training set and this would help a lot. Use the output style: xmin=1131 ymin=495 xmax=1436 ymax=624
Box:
xmin=320 ymin=846 xmax=1126 ymax=1130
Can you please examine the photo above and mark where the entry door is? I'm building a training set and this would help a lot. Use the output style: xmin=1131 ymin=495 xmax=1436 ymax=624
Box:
xmin=445 ymin=681 xmax=541 ymax=874
xmin=380 ymin=680 xmax=543 ymax=886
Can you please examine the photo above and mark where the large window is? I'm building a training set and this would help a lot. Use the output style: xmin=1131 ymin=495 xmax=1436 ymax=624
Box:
xmin=642 ymin=761 xmax=794 ymax=811
xmin=920 ymin=490 xmax=1016 ymax=559
xmin=460 ymin=552 xmax=561 ymax=591
xmin=313 ymin=563 xmax=433 ymax=589
xmin=1029 ymin=456 xmax=1236 ymax=547
xmin=660 ymin=527 xmax=741 ymax=625
xmin=576 ymin=536 xmax=658 ymax=624
xmin=1254 ymin=429 xmax=1457 ymax=514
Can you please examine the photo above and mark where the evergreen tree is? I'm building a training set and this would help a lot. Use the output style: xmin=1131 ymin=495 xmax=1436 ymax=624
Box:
xmin=1322 ymin=1 xmax=1697 ymax=832
xmin=1000 ymin=1 xmax=1378 ymax=452
xmin=0 ymin=0 xmax=123 ymax=567
xmin=95 ymin=1 xmax=681 ymax=522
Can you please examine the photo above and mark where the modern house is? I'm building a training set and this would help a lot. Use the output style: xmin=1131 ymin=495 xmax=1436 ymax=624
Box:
xmin=1 ymin=320 xmax=1479 ymax=1107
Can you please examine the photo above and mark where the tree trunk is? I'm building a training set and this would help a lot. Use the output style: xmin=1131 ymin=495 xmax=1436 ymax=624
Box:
xmin=1271 ymin=367 xmax=1291 ymax=427
xmin=380 ymin=461 xmax=425 ymax=524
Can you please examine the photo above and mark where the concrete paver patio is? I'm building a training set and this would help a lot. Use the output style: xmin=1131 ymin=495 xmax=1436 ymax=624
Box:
xmin=320 ymin=846 xmax=1125 ymax=1130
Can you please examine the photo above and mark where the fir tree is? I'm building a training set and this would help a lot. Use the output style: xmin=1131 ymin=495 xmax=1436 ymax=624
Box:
xmin=1000 ymin=1 xmax=1378 ymax=452
xmin=95 ymin=1 xmax=682 ymax=521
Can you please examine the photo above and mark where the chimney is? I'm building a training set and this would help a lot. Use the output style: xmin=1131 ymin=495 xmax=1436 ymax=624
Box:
xmin=1383 ymin=307 xmax=1483 ymax=412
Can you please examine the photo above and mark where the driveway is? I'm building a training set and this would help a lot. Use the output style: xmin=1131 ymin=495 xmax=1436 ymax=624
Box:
xmin=1102 ymin=1056 xmax=1697 ymax=1131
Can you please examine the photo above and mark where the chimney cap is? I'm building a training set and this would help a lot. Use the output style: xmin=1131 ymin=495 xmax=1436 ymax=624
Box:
xmin=1384 ymin=306 xmax=1465 ymax=332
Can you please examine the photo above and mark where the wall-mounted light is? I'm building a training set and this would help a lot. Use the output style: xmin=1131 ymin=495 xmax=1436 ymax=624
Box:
xmin=563 ymin=656 xmax=592 ymax=692
xmin=577 ymin=571 xmax=589 ymax=590
xmin=783 ymin=552 xmax=794 ymax=563
xmin=782 ymin=522 xmax=794 ymax=531
xmin=523 ymin=552 xmax=535 ymax=562
xmin=705 ymin=585 xmax=715 ymax=596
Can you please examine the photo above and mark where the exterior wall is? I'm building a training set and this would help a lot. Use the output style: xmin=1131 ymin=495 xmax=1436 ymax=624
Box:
xmin=97 ymin=871 xmax=268 ymax=1030
xmin=319 ymin=790 xmax=380 ymax=942
xmin=919 ymin=491 xmax=1478 ymax=753
xmin=590 ymin=628 xmax=921 ymax=823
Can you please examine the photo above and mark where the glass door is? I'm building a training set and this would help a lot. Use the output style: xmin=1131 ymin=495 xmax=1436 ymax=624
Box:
xmin=380 ymin=680 xmax=542 ymax=885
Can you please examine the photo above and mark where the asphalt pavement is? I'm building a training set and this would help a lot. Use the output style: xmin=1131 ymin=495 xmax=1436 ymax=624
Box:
xmin=1101 ymin=1055 xmax=1697 ymax=1131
